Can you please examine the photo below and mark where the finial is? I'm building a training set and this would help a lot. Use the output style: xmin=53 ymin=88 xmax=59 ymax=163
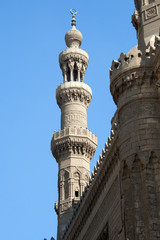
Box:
xmin=70 ymin=9 xmax=77 ymax=26
xmin=65 ymin=9 xmax=82 ymax=47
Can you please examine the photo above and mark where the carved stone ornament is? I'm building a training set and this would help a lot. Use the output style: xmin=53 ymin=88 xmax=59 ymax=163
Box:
xmin=132 ymin=8 xmax=140 ymax=31
xmin=59 ymin=48 xmax=88 ymax=67
xmin=51 ymin=133 xmax=97 ymax=161
xmin=145 ymin=6 xmax=157 ymax=20
xmin=62 ymin=111 xmax=87 ymax=128
xmin=56 ymin=88 xmax=92 ymax=109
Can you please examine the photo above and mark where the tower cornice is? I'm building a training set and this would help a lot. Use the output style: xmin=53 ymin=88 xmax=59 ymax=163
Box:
xmin=51 ymin=127 xmax=97 ymax=162
xmin=59 ymin=48 xmax=89 ymax=69
xmin=56 ymin=82 xmax=92 ymax=109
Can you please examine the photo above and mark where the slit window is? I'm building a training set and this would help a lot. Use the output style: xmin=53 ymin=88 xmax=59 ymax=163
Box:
xmin=75 ymin=191 xmax=79 ymax=197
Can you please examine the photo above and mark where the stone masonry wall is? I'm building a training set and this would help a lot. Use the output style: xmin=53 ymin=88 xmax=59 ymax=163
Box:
xmin=118 ymin=74 xmax=160 ymax=239
xmin=77 ymin=165 xmax=123 ymax=240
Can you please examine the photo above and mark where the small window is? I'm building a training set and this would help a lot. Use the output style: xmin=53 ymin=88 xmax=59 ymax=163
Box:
xmin=73 ymin=69 xmax=78 ymax=81
xmin=75 ymin=191 xmax=79 ymax=197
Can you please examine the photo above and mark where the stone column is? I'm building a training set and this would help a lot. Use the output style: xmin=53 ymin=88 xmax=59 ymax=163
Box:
xmin=81 ymin=65 xmax=85 ymax=82
xmin=77 ymin=62 xmax=82 ymax=82
xmin=68 ymin=61 xmax=74 ymax=81
xmin=62 ymin=64 xmax=67 ymax=83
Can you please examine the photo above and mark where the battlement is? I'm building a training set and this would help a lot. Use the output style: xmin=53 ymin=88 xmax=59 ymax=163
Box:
xmin=110 ymin=45 xmax=142 ymax=81
xmin=53 ymin=127 xmax=97 ymax=143
xmin=110 ymin=35 xmax=160 ymax=88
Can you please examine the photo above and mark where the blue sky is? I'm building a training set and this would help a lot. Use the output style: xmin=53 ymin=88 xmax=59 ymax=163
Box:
xmin=0 ymin=1 xmax=136 ymax=239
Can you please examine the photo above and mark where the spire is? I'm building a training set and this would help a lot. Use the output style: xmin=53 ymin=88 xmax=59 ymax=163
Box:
xmin=65 ymin=9 xmax=83 ymax=48
xmin=59 ymin=9 xmax=88 ymax=83
xmin=70 ymin=9 xmax=77 ymax=26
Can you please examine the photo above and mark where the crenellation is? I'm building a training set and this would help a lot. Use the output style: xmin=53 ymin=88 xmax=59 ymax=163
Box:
xmin=96 ymin=159 xmax=100 ymax=169
xmin=108 ymin=136 xmax=112 ymax=146
xmin=111 ymin=129 xmax=114 ymax=138
xmin=105 ymin=142 xmax=108 ymax=151
xmin=110 ymin=35 xmax=160 ymax=87
xmin=52 ymin=127 xmax=97 ymax=142
xmin=110 ymin=46 xmax=142 ymax=80
xmin=102 ymin=148 xmax=105 ymax=157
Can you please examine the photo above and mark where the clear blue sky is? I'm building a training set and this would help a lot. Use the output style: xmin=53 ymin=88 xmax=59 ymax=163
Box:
xmin=0 ymin=1 xmax=136 ymax=239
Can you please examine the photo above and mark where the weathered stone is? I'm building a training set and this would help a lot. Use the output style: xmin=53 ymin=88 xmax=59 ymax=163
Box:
xmin=51 ymin=3 xmax=160 ymax=240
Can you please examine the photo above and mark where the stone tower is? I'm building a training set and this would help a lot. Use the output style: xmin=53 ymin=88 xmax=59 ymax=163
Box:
xmin=132 ymin=0 xmax=160 ymax=52
xmin=110 ymin=0 xmax=160 ymax=239
xmin=51 ymin=10 xmax=97 ymax=240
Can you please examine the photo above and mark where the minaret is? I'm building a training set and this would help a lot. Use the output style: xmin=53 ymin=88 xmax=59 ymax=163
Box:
xmin=51 ymin=9 xmax=97 ymax=240
xmin=132 ymin=0 xmax=160 ymax=52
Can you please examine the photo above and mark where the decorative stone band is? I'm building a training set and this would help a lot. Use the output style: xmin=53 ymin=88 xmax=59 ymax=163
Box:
xmin=132 ymin=8 xmax=139 ymax=31
xmin=56 ymin=82 xmax=92 ymax=109
xmin=51 ymin=127 xmax=97 ymax=162
xmin=110 ymin=67 xmax=158 ymax=104
xmin=59 ymin=48 xmax=88 ymax=66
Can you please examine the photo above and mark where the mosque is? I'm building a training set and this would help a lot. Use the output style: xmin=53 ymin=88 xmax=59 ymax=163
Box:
xmin=51 ymin=1 xmax=160 ymax=239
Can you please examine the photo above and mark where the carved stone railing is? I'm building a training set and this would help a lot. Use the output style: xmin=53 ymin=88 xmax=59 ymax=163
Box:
xmin=51 ymin=127 xmax=97 ymax=161
xmin=53 ymin=127 xmax=97 ymax=142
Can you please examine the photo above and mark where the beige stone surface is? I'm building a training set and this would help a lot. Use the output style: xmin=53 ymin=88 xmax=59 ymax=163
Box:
xmin=51 ymin=3 xmax=160 ymax=240
xmin=51 ymin=12 xmax=97 ymax=240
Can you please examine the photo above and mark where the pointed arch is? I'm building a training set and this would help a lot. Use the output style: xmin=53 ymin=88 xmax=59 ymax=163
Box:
xmin=131 ymin=154 xmax=145 ymax=238
xmin=146 ymin=151 xmax=160 ymax=236
xmin=122 ymin=160 xmax=135 ymax=239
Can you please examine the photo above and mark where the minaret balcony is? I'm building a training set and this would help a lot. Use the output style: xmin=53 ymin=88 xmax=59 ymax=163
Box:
xmin=59 ymin=48 xmax=88 ymax=66
xmin=56 ymin=81 xmax=92 ymax=109
xmin=51 ymin=127 xmax=97 ymax=162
